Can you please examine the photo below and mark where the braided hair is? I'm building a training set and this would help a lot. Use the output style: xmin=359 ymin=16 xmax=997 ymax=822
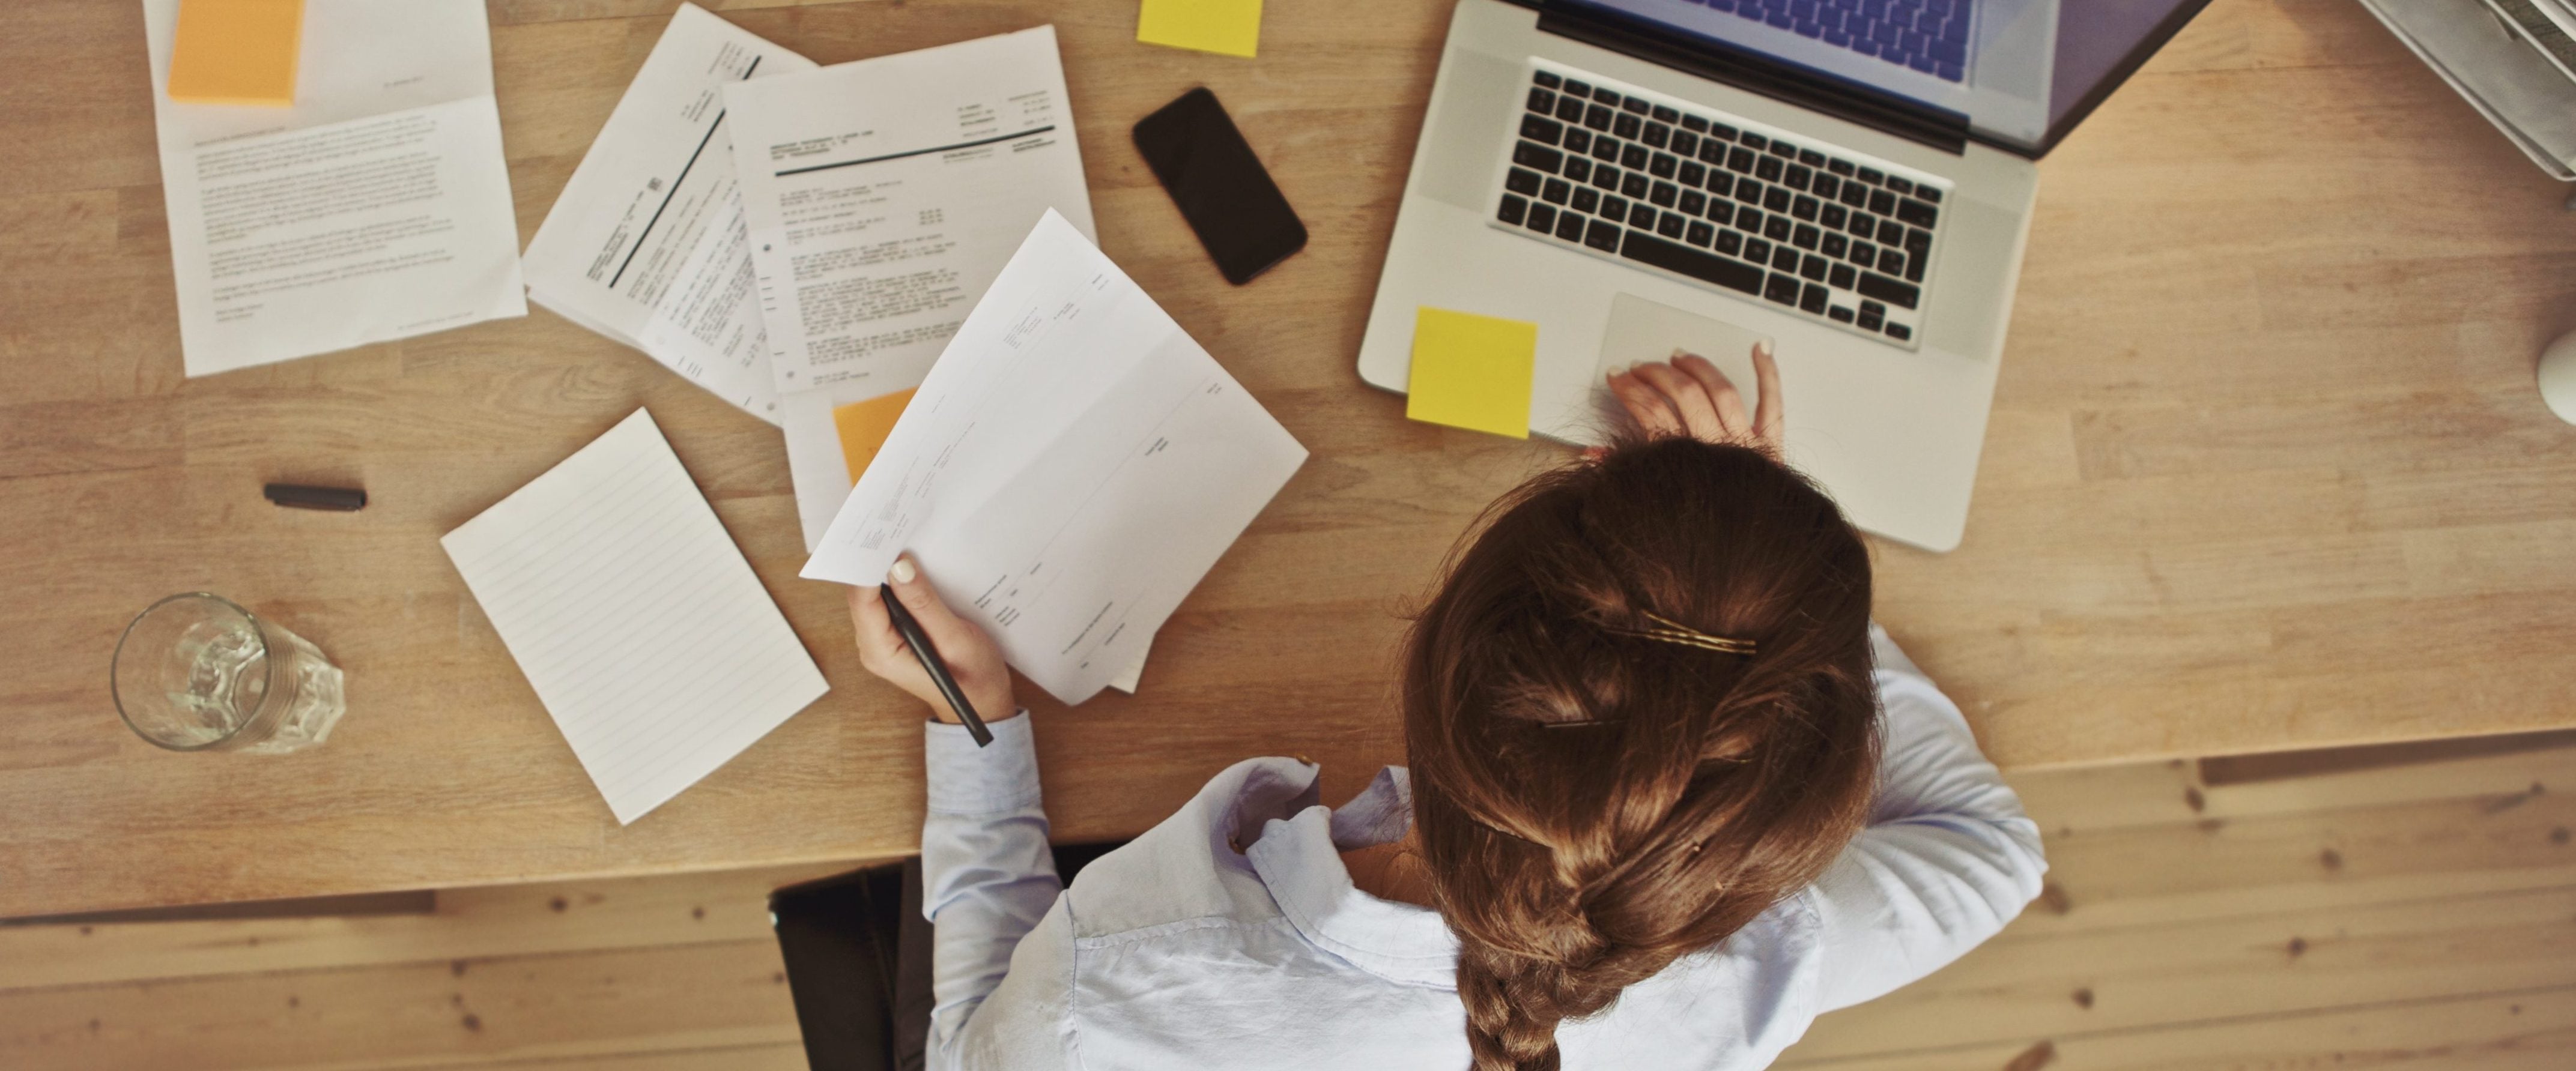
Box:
xmin=1401 ymin=436 xmax=1880 ymax=1071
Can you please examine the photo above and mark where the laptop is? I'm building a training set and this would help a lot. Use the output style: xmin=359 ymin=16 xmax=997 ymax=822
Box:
xmin=1356 ymin=0 xmax=2211 ymax=551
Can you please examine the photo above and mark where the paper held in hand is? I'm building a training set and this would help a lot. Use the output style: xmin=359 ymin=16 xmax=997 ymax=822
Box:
xmin=800 ymin=211 xmax=1307 ymax=705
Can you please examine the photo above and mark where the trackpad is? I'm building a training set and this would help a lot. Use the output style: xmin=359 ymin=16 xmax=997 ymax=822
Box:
xmin=1587 ymin=293 xmax=1772 ymax=436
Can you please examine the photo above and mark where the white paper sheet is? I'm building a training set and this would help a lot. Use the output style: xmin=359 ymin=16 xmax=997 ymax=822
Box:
xmin=141 ymin=0 xmax=526 ymax=376
xmin=724 ymin=26 xmax=1097 ymax=396
xmin=521 ymin=4 xmax=816 ymax=426
xmin=443 ymin=409 xmax=829 ymax=825
xmin=801 ymin=211 xmax=1306 ymax=705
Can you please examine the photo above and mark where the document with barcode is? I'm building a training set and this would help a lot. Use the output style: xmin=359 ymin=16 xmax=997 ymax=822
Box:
xmin=443 ymin=408 xmax=828 ymax=825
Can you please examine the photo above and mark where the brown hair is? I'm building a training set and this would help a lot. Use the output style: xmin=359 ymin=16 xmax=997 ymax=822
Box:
xmin=1401 ymin=436 xmax=1880 ymax=1071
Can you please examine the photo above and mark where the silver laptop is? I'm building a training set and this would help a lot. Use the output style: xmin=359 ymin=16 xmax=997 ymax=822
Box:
xmin=1357 ymin=0 xmax=2210 ymax=551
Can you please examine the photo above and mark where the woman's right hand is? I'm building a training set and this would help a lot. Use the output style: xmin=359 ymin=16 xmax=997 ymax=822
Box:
xmin=1604 ymin=342 xmax=1783 ymax=455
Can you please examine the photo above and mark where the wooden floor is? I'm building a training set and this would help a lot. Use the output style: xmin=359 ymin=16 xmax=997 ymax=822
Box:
xmin=5 ymin=740 xmax=2575 ymax=1070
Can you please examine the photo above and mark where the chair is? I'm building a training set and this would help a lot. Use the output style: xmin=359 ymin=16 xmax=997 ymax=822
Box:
xmin=769 ymin=841 xmax=1129 ymax=1071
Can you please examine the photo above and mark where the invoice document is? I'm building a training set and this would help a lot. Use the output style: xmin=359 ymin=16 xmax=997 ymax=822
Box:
xmin=142 ymin=0 xmax=526 ymax=376
xmin=801 ymin=211 xmax=1306 ymax=704
xmin=724 ymin=26 xmax=1096 ymax=397
xmin=521 ymin=4 xmax=814 ymax=426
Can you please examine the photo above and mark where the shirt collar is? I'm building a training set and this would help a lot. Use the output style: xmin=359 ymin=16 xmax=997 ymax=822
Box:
xmin=1243 ymin=765 xmax=1461 ymax=988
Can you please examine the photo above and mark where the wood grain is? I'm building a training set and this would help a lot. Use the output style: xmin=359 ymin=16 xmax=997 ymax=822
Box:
xmin=2 ymin=0 xmax=2573 ymax=917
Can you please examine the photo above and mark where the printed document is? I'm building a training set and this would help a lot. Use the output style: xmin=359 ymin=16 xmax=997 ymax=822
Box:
xmin=724 ymin=26 xmax=1096 ymax=396
xmin=801 ymin=211 xmax=1306 ymax=705
xmin=443 ymin=409 xmax=829 ymax=825
xmin=142 ymin=0 xmax=525 ymax=376
xmin=521 ymin=4 xmax=814 ymax=426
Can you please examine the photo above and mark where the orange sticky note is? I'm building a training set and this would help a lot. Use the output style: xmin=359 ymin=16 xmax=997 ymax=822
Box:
xmin=168 ymin=0 xmax=305 ymax=107
xmin=832 ymin=388 xmax=917 ymax=482
xmin=1406 ymin=307 xmax=1536 ymax=439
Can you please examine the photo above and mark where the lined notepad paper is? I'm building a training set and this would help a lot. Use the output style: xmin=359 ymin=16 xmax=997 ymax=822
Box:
xmin=443 ymin=409 xmax=828 ymax=824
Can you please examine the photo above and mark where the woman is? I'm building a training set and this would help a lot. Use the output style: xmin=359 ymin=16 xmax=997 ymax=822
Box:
xmin=848 ymin=349 xmax=2045 ymax=1070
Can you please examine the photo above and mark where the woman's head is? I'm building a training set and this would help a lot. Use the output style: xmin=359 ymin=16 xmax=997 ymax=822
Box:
xmin=1401 ymin=436 xmax=1880 ymax=1071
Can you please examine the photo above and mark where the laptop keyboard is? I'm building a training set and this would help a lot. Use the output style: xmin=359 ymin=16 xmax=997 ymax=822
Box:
xmin=1715 ymin=0 xmax=1972 ymax=83
xmin=1494 ymin=63 xmax=1950 ymax=349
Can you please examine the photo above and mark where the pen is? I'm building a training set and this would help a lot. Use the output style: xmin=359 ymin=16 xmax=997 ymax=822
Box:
xmin=264 ymin=483 xmax=367 ymax=511
xmin=880 ymin=582 xmax=993 ymax=747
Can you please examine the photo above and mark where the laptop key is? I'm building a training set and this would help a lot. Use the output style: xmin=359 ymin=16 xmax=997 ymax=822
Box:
xmin=1529 ymin=88 xmax=1557 ymax=114
xmin=1740 ymin=131 xmax=1769 ymax=151
xmin=1737 ymin=207 xmax=1765 ymax=233
xmin=1822 ymin=232 xmax=1847 ymax=258
xmin=1857 ymin=166 xmax=1884 ymax=185
xmin=1857 ymin=271 xmax=1920 ymax=309
xmin=1563 ymin=128 xmax=1591 ymax=154
xmin=1828 ymin=304 xmax=1856 ymax=323
xmin=1650 ymin=153 xmax=1677 ymax=180
xmin=1678 ymin=189 xmax=1705 ymax=214
xmin=1603 ymin=195 xmax=1630 ymax=219
xmin=1556 ymin=212 xmax=1587 ymax=241
xmin=1557 ymin=97 xmax=1586 ymax=123
xmin=1622 ymin=172 xmax=1650 ymax=199
xmin=1827 ymin=158 xmax=1855 ymax=176
xmin=1614 ymin=113 xmax=1643 ymax=139
xmin=1878 ymin=219 xmax=1906 ymax=245
xmin=1772 ymin=245 xmax=1800 ymax=271
xmin=1763 ymin=272 xmax=1801 ymax=305
xmin=1681 ymin=114 xmax=1709 ymax=133
xmin=1856 ymin=304 xmax=1884 ymax=331
xmin=1918 ymin=186 xmax=1942 ymax=204
xmin=1896 ymin=198 xmax=1939 ymax=228
xmin=1813 ymin=174 xmax=1841 ymax=200
xmin=1658 ymin=213 xmax=1687 ymax=239
xmin=1586 ymin=104 xmax=1614 ymax=131
xmin=1886 ymin=176 xmax=1915 ymax=195
xmin=1705 ymin=172 xmax=1733 ymax=197
xmin=1628 ymin=204 xmax=1656 ymax=229
xmin=1593 ymin=166 xmax=1620 ymax=191
xmin=1584 ymin=219 xmax=1622 ymax=252
xmin=1593 ymin=138 xmax=1622 ymax=162
xmin=1822 ymin=204 xmax=1846 ymax=229
xmin=1829 ymin=262 xmax=1856 ymax=289
xmin=1765 ymin=187 xmax=1792 ymax=213
xmin=1622 ymin=97 xmax=1650 ymax=115
xmin=1594 ymin=89 xmax=1622 ymax=108
xmin=1499 ymin=195 xmax=1528 ymax=226
xmin=1852 ymin=240 xmax=1876 ymax=265
xmin=1785 ymin=164 xmax=1812 ymax=191
xmin=1513 ymin=142 xmax=1562 ymax=173
xmin=1672 ymin=131 xmax=1700 ymax=158
xmin=1877 ymin=249 xmax=1906 ymax=276
xmin=1506 ymin=168 xmax=1542 ymax=196
xmin=1868 ymin=189 xmax=1898 ymax=216
xmin=1706 ymin=201 xmax=1735 ymax=227
xmin=1840 ymin=184 xmax=1870 ymax=208
xmin=1622 ymin=144 xmax=1649 ymax=170
xmin=1564 ymin=79 xmax=1592 ymax=98
xmin=1801 ymin=282 xmax=1831 ymax=313
xmin=1716 ymin=229 xmax=1743 ymax=256
xmin=1709 ymin=122 xmax=1739 ymax=142
xmin=1792 ymin=195 xmax=1819 ymax=221
xmin=1687 ymin=220 xmax=1715 ymax=247
xmin=1527 ymin=203 xmax=1557 ymax=233
xmin=1765 ymin=216 xmax=1792 ymax=242
xmin=1564 ymin=157 xmax=1592 ymax=183
xmin=1793 ymin=223 xmax=1820 ymax=250
xmin=1644 ymin=123 xmax=1671 ymax=149
xmin=1756 ymin=156 xmax=1784 ymax=183
xmin=1650 ymin=104 xmax=1679 ymax=122
xmin=1620 ymin=230 xmax=1765 ymax=296
xmin=1543 ymin=178 xmax=1572 ymax=205
xmin=1650 ymin=181 xmax=1679 ymax=208
xmin=1801 ymin=253 xmax=1829 ymax=281
xmin=1904 ymin=229 xmax=1932 ymax=282
xmin=1572 ymin=187 xmax=1599 ymax=214
xmin=1745 ymin=237 xmax=1773 ymax=263
xmin=1534 ymin=70 xmax=1562 ymax=89
xmin=1679 ymin=161 xmax=1706 ymax=187
xmin=1884 ymin=322 xmax=1912 ymax=341
xmin=1736 ymin=183 xmax=1764 ymax=208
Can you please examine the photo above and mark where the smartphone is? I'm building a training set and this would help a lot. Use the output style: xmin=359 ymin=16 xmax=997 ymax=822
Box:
xmin=1132 ymin=88 xmax=1308 ymax=285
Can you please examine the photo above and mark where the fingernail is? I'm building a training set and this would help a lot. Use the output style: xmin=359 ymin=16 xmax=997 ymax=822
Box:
xmin=1756 ymin=341 xmax=1774 ymax=358
xmin=889 ymin=557 xmax=916 ymax=584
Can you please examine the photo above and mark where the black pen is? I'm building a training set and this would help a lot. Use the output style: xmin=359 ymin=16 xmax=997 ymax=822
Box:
xmin=880 ymin=582 xmax=993 ymax=747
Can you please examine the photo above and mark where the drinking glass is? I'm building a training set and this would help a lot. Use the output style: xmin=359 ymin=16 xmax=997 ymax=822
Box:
xmin=112 ymin=593 xmax=347 ymax=753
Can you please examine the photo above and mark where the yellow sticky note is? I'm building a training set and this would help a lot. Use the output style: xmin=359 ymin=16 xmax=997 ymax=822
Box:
xmin=168 ymin=0 xmax=304 ymax=107
xmin=832 ymin=388 xmax=917 ymax=482
xmin=1407 ymin=307 xmax=1537 ymax=439
xmin=1138 ymin=0 xmax=1264 ymax=59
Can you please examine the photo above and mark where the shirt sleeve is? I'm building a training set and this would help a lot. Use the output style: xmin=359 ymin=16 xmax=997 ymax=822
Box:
xmin=921 ymin=713 xmax=1066 ymax=1069
xmin=1806 ymin=625 xmax=2049 ymax=1012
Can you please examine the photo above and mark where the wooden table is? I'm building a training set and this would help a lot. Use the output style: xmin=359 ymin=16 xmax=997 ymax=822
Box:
xmin=3 ymin=0 xmax=2571 ymax=919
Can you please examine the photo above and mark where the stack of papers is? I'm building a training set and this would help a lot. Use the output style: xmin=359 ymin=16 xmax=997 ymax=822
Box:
xmin=141 ymin=0 xmax=526 ymax=375
xmin=442 ymin=409 xmax=829 ymax=825
xmin=521 ymin=4 xmax=816 ymax=426
xmin=801 ymin=211 xmax=1308 ymax=705
xmin=2366 ymin=0 xmax=2576 ymax=178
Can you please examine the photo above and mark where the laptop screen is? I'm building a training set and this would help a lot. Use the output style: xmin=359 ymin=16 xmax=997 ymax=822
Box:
xmin=1554 ymin=0 xmax=2203 ymax=154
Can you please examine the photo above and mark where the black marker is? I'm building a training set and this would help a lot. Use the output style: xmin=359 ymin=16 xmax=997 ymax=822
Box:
xmin=880 ymin=582 xmax=993 ymax=747
xmin=264 ymin=483 xmax=367 ymax=511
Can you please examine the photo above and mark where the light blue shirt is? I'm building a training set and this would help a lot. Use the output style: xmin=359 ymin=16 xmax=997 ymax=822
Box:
xmin=918 ymin=627 xmax=2045 ymax=1070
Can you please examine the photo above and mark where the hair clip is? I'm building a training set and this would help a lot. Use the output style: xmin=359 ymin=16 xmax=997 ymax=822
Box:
xmin=1607 ymin=611 xmax=1756 ymax=656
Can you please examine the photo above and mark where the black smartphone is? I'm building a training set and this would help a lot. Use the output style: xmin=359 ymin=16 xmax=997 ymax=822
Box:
xmin=1132 ymin=88 xmax=1308 ymax=285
